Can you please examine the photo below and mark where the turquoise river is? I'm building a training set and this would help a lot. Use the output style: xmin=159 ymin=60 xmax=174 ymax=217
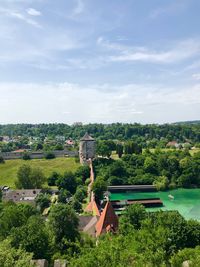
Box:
xmin=110 ymin=189 xmax=200 ymax=220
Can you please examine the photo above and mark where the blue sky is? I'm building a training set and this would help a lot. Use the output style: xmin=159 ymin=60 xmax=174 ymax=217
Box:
xmin=0 ymin=0 xmax=200 ymax=124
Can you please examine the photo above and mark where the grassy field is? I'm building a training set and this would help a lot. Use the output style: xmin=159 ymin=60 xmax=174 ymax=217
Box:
xmin=0 ymin=157 xmax=80 ymax=188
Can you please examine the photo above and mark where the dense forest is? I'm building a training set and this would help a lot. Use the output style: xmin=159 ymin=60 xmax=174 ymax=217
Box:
xmin=0 ymin=122 xmax=200 ymax=143
xmin=0 ymin=122 xmax=200 ymax=153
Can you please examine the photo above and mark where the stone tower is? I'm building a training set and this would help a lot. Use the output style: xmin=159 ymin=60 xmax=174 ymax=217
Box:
xmin=79 ymin=133 xmax=95 ymax=164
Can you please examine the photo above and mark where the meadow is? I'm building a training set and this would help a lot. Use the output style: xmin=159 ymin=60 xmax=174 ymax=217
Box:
xmin=0 ymin=157 xmax=80 ymax=188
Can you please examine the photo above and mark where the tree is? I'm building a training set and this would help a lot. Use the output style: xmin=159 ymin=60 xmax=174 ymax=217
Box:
xmin=124 ymin=141 xmax=142 ymax=155
xmin=48 ymin=204 xmax=79 ymax=248
xmin=58 ymin=189 xmax=72 ymax=203
xmin=17 ymin=203 xmax=38 ymax=219
xmin=47 ymin=171 xmax=61 ymax=186
xmin=35 ymin=143 xmax=43 ymax=150
xmin=16 ymin=165 xmax=46 ymax=189
xmin=29 ymin=167 xmax=46 ymax=188
xmin=144 ymin=156 xmax=157 ymax=174
xmin=186 ymin=220 xmax=200 ymax=248
xmin=119 ymin=204 xmax=147 ymax=232
xmin=170 ymin=246 xmax=200 ymax=267
xmin=69 ymin=231 xmax=166 ymax=267
xmin=153 ymin=176 xmax=169 ymax=191
xmin=10 ymin=215 xmax=50 ymax=259
xmin=22 ymin=152 xmax=31 ymax=160
xmin=0 ymin=239 xmax=33 ymax=267
xmin=74 ymin=186 xmax=87 ymax=203
xmin=96 ymin=141 xmax=112 ymax=158
xmin=56 ymin=171 xmax=77 ymax=194
xmin=108 ymin=176 xmax=124 ymax=185
xmin=124 ymin=141 xmax=134 ymax=154
xmin=107 ymin=160 xmax=127 ymax=178
xmin=54 ymin=143 xmax=64 ymax=150
xmin=116 ymin=143 xmax=123 ymax=158
xmin=16 ymin=165 xmax=31 ymax=189
xmin=75 ymin=166 xmax=90 ymax=183
xmin=0 ymin=156 xmax=5 ymax=164
xmin=45 ymin=152 xmax=55 ymax=159
xmin=178 ymin=174 xmax=192 ymax=187
xmin=148 ymin=211 xmax=189 ymax=255
xmin=35 ymin=193 xmax=51 ymax=212
xmin=92 ymin=177 xmax=107 ymax=202
xmin=70 ymin=198 xmax=83 ymax=213
xmin=0 ymin=203 xmax=37 ymax=239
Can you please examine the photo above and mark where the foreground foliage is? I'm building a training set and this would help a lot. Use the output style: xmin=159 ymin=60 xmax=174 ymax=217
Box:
xmin=1 ymin=198 xmax=200 ymax=266
xmin=0 ymin=239 xmax=33 ymax=267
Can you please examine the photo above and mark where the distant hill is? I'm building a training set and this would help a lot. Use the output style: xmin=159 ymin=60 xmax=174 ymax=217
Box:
xmin=173 ymin=120 xmax=200 ymax=125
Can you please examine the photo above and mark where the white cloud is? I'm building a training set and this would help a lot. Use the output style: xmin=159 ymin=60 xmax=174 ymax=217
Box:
xmin=0 ymin=22 xmax=80 ymax=64
xmin=72 ymin=0 xmax=84 ymax=16
xmin=0 ymin=82 xmax=199 ymax=124
xmin=192 ymin=73 xmax=200 ymax=80
xmin=98 ymin=38 xmax=200 ymax=64
xmin=10 ymin=11 xmax=41 ymax=27
xmin=0 ymin=7 xmax=41 ymax=28
xmin=27 ymin=8 xmax=41 ymax=16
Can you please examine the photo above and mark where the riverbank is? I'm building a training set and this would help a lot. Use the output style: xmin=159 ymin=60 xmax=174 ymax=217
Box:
xmin=110 ymin=188 xmax=200 ymax=220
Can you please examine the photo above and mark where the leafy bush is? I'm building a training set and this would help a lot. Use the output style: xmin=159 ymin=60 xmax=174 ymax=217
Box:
xmin=0 ymin=156 xmax=5 ymax=164
xmin=22 ymin=152 xmax=31 ymax=160
xmin=45 ymin=152 xmax=55 ymax=159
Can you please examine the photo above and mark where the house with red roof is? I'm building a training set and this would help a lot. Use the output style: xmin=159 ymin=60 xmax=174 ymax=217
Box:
xmin=95 ymin=201 xmax=118 ymax=237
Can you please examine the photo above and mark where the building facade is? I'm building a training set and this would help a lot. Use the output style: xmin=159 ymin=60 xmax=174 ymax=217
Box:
xmin=79 ymin=133 xmax=95 ymax=164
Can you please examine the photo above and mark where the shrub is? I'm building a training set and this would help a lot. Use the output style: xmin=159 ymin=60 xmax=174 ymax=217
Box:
xmin=45 ymin=152 xmax=55 ymax=159
xmin=22 ymin=152 xmax=31 ymax=160
xmin=0 ymin=156 xmax=5 ymax=164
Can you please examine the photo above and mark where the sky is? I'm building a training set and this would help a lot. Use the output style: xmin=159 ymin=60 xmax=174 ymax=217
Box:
xmin=0 ymin=0 xmax=200 ymax=124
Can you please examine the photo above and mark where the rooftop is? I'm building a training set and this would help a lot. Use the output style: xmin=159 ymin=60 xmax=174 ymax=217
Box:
xmin=80 ymin=133 xmax=95 ymax=141
xmin=95 ymin=201 xmax=118 ymax=237
xmin=3 ymin=189 xmax=42 ymax=203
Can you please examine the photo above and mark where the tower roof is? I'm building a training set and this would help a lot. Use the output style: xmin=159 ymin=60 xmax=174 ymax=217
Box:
xmin=95 ymin=201 xmax=118 ymax=237
xmin=80 ymin=132 xmax=95 ymax=141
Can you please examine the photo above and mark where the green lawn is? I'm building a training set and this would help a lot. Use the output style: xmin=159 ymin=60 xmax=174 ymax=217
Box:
xmin=0 ymin=158 xmax=80 ymax=188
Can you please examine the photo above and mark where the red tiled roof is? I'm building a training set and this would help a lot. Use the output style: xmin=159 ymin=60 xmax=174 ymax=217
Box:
xmin=84 ymin=199 xmax=101 ymax=216
xmin=85 ymin=201 xmax=93 ymax=213
xmin=95 ymin=201 xmax=118 ymax=237
xmin=66 ymin=140 xmax=74 ymax=145
xmin=13 ymin=149 xmax=26 ymax=153
xmin=92 ymin=200 xmax=101 ymax=216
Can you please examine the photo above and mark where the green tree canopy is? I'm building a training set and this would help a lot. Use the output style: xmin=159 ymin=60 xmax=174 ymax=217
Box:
xmin=48 ymin=204 xmax=79 ymax=249
xmin=120 ymin=204 xmax=147 ymax=232
xmin=56 ymin=171 xmax=77 ymax=194
xmin=15 ymin=165 xmax=46 ymax=189
xmin=10 ymin=215 xmax=50 ymax=260
xmin=0 ymin=239 xmax=33 ymax=267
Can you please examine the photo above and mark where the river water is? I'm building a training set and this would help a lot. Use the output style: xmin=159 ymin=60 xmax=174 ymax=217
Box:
xmin=110 ymin=189 xmax=200 ymax=220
